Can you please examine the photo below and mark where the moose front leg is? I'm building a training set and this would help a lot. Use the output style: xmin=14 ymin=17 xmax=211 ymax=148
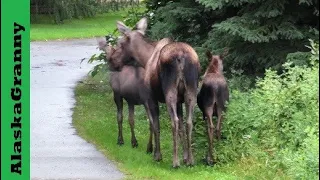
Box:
xmin=114 ymin=93 xmax=124 ymax=145
xmin=128 ymin=104 xmax=138 ymax=148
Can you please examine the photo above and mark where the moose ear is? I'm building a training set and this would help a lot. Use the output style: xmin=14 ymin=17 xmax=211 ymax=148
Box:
xmin=221 ymin=47 xmax=229 ymax=60
xmin=135 ymin=17 xmax=148 ymax=35
xmin=117 ymin=21 xmax=131 ymax=35
xmin=205 ymin=50 xmax=212 ymax=59
xmin=97 ymin=37 xmax=107 ymax=51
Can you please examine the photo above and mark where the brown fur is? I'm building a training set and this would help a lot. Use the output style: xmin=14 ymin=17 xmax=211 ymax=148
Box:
xmin=160 ymin=42 xmax=199 ymax=66
xmin=97 ymin=40 xmax=155 ymax=153
xmin=144 ymin=38 xmax=172 ymax=87
xmin=197 ymin=51 xmax=229 ymax=165
xmin=116 ymin=17 xmax=200 ymax=167
xmin=204 ymin=56 xmax=220 ymax=74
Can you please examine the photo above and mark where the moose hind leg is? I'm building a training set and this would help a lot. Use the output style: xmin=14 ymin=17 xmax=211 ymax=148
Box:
xmin=205 ymin=108 xmax=215 ymax=166
xmin=166 ymin=92 xmax=180 ymax=168
xmin=147 ymin=119 xmax=153 ymax=153
xmin=114 ymin=93 xmax=124 ymax=145
xmin=128 ymin=104 xmax=138 ymax=148
xmin=144 ymin=103 xmax=153 ymax=154
xmin=184 ymin=93 xmax=196 ymax=166
xmin=177 ymin=103 xmax=188 ymax=164
xmin=216 ymin=107 xmax=224 ymax=140
xmin=148 ymin=99 xmax=162 ymax=161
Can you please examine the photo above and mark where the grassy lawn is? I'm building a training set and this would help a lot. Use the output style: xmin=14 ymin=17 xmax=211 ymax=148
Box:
xmin=31 ymin=10 xmax=126 ymax=41
xmin=72 ymin=73 xmax=290 ymax=180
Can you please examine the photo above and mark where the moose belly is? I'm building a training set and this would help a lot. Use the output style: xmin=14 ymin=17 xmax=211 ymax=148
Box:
xmin=120 ymin=82 xmax=145 ymax=105
xmin=121 ymin=91 xmax=144 ymax=105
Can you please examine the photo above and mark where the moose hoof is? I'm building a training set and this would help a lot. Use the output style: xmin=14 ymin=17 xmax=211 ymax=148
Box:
xmin=153 ymin=152 xmax=162 ymax=162
xmin=206 ymin=160 xmax=214 ymax=166
xmin=132 ymin=143 xmax=138 ymax=148
xmin=146 ymin=144 xmax=153 ymax=154
xmin=216 ymin=131 xmax=222 ymax=140
xmin=172 ymin=164 xmax=180 ymax=169
xmin=205 ymin=156 xmax=215 ymax=166
xmin=117 ymin=139 xmax=124 ymax=146
xmin=186 ymin=162 xmax=194 ymax=167
xmin=131 ymin=140 xmax=138 ymax=148
xmin=186 ymin=158 xmax=194 ymax=167
xmin=217 ymin=136 xmax=221 ymax=141
xmin=183 ymin=158 xmax=188 ymax=164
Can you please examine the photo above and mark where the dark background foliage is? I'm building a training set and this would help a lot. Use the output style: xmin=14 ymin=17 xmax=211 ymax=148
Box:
xmin=145 ymin=0 xmax=319 ymax=76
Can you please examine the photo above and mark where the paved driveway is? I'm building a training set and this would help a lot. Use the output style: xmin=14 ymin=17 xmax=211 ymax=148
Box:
xmin=31 ymin=39 xmax=124 ymax=180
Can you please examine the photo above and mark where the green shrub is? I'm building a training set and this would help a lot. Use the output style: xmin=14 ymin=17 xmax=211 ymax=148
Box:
xmin=227 ymin=69 xmax=256 ymax=92
xmin=209 ymin=40 xmax=319 ymax=178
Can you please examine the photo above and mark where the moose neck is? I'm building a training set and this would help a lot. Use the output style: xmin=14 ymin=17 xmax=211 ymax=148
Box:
xmin=204 ymin=57 xmax=223 ymax=76
xmin=131 ymin=38 xmax=155 ymax=68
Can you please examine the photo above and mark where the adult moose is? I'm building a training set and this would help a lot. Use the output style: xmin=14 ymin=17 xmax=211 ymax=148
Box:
xmin=98 ymin=39 xmax=154 ymax=154
xmin=197 ymin=51 xmax=229 ymax=165
xmin=116 ymin=18 xmax=200 ymax=168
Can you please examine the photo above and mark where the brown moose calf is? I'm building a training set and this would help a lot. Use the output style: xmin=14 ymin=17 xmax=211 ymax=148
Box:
xmin=98 ymin=39 xmax=154 ymax=154
xmin=197 ymin=51 xmax=229 ymax=165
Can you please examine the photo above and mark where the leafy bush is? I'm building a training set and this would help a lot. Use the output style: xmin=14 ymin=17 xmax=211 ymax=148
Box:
xmin=85 ymin=4 xmax=147 ymax=77
xmin=122 ymin=6 xmax=147 ymax=28
xmin=84 ymin=32 xmax=119 ymax=77
xmin=227 ymin=69 xmax=256 ymax=92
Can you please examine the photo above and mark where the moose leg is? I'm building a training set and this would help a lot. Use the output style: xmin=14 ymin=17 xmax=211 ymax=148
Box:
xmin=148 ymin=99 xmax=162 ymax=161
xmin=216 ymin=107 xmax=223 ymax=140
xmin=144 ymin=103 xmax=153 ymax=154
xmin=205 ymin=108 xmax=215 ymax=166
xmin=166 ymin=96 xmax=180 ymax=168
xmin=177 ymin=103 xmax=188 ymax=164
xmin=114 ymin=93 xmax=124 ymax=145
xmin=128 ymin=104 xmax=138 ymax=148
xmin=185 ymin=98 xmax=196 ymax=166
xmin=147 ymin=118 xmax=153 ymax=153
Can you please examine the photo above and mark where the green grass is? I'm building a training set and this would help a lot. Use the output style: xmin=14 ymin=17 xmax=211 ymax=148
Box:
xmin=72 ymin=73 xmax=290 ymax=180
xmin=31 ymin=11 xmax=125 ymax=41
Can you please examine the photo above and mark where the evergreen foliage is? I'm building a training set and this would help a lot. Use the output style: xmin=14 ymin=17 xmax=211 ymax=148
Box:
xmin=146 ymin=0 xmax=319 ymax=75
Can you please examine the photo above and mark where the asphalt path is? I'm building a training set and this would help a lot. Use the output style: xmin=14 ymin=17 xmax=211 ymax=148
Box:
xmin=31 ymin=39 xmax=124 ymax=180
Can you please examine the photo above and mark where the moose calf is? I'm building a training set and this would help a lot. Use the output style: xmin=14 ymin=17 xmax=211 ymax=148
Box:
xmin=197 ymin=51 xmax=229 ymax=165
xmin=98 ymin=39 xmax=154 ymax=154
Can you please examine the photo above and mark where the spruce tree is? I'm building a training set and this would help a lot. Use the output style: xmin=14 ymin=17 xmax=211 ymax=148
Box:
xmin=147 ymin=0 xmax=319 ymax=75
